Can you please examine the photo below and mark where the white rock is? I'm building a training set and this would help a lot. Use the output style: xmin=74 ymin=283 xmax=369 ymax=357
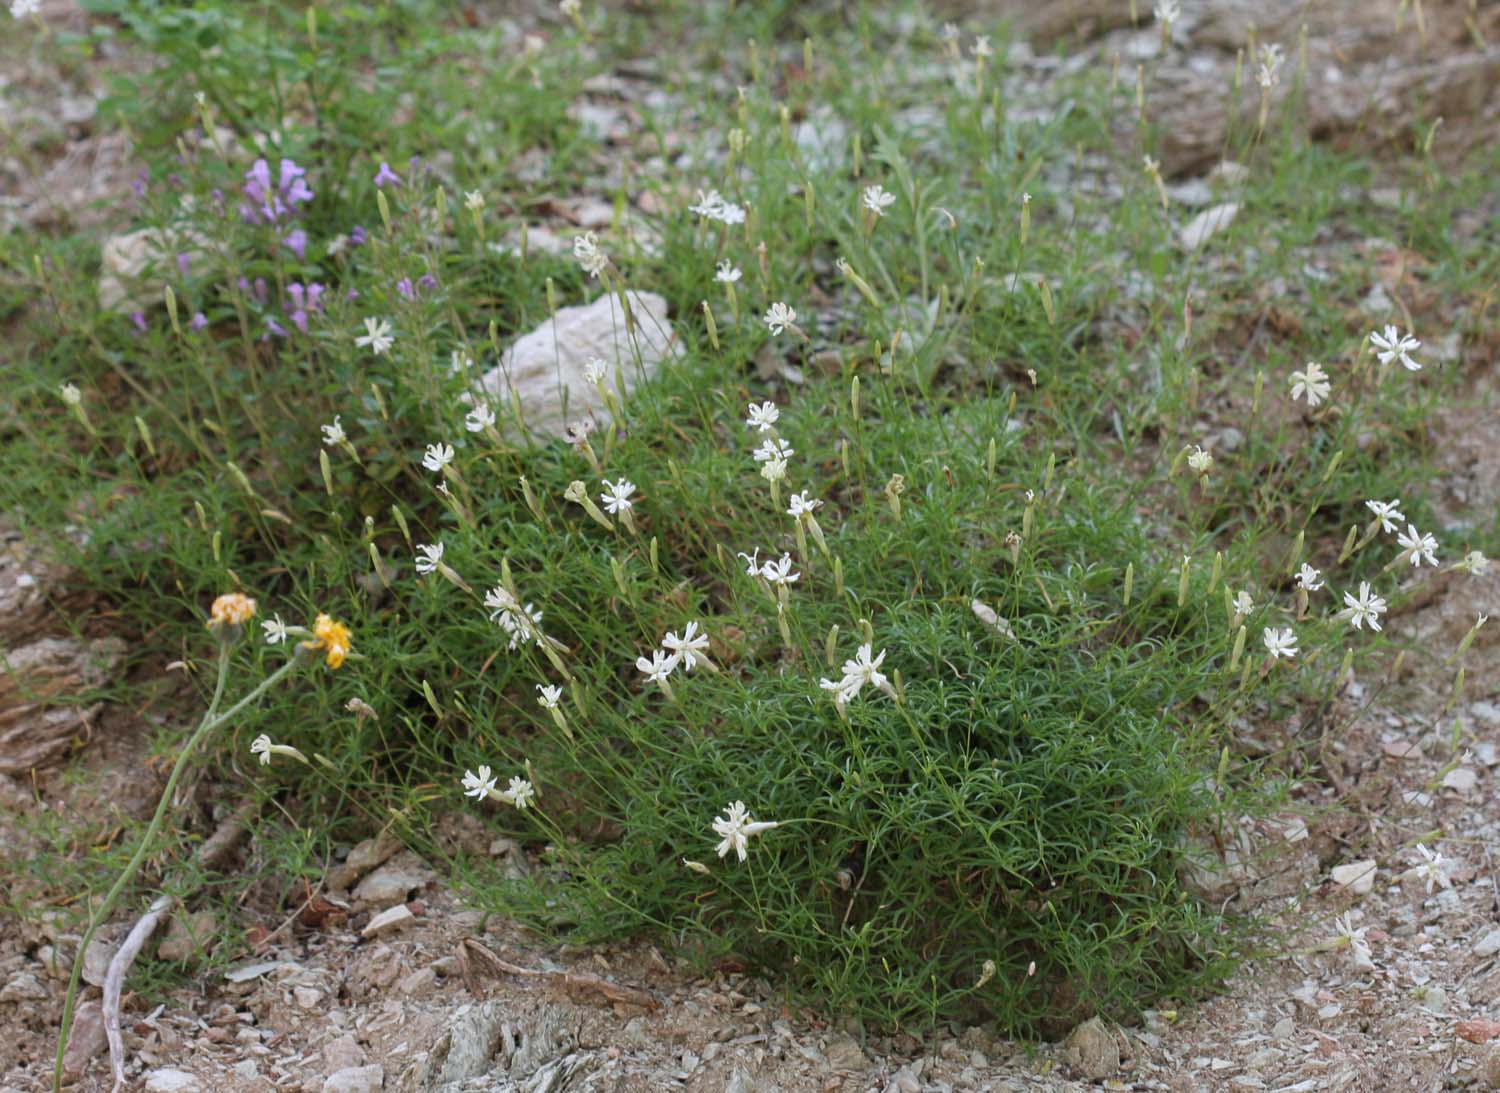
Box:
xmin=474 ymin=290 xmax=680 ymax=442
xmin=1331 ymin=859 xmax=1377 ymax=894
xmin=1177 ymin=203 xmax=1240 ymax=250
xmin=98 ymin=225 xmax=206 ymax=313
xmin=143 ymin=1069 xmax=203 ymax=1093
xmin=1443 ymin=767 xmax=1478 ymax=794
xmin=0 ymin=971 xmax=48 ymax=1003
xmin=361 ymin=904 xmax=414 ymax=939
xmin=1474 ymin=928 xmax=1500 ymax=958
xmin=322 ymin=1064 xmax=384 ymax=1093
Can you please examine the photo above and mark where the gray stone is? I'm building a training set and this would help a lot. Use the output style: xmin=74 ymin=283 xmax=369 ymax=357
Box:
xmin=473 ymin=290 xmax=681 ymax=443
xmin=142 ymin=1070 xmax=204 ymax=1093
xmin=322 ymin=1033 xmax=367 ymax=1073
xmin=322 ymin=1064 xmax=384 ymax=1093
xmin=1475 ymin=928 xmax=1500 ymax=958
xmin=422 ymin=1001 xmax=507 ymax=1086
xmin=157 ymin=910 xmax=218 ymax=963
xmin=1059 ymin=1017 xmax=1120 ymax=1081
xmin=328 ymin=832 xmax=402 ymax=892
xmin=61 ymin=999 xmax=106 ymax=1075
xmin=361 ymin=904 xmax=415 ymax=939
xmin=0 ymin=971 xmax=48 ymax=1003
xmin=824 ymin=1032 xmax=868 ymax=1070
xmin=352 ymin=852 xmax=431 ymax=910
xmin=1177 ymin=203 xmax=1240 ymax=250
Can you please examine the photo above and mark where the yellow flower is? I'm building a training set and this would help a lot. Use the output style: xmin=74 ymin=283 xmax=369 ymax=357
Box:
xmin=207 ymin=592 xmax=257 ymax=628
xmin=303 ymin=613 xmax=353 ymax=668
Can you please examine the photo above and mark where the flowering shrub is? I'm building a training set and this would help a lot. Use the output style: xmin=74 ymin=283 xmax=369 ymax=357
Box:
xmin=5 ymin=0 xmax=1492 ymax=1040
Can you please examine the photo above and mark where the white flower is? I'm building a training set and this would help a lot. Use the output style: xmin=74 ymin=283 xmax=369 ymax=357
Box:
xmin=862 ymin=185 xmax=896 ymax=216
xmin=1153 ymin=0 xmax=1180 ymax=22
xmin=261 ymin=615 xmax=289 ymax=644
xmin=11 ymin=0 xmax=42 ymax=17
xmin=1187 ymin=445 xmax=1213 ymax=475
xmin=1233 ymin=590 xmax=1254 ymax=616
xmin=746 ymin=401 xmax=779 ymax=433
xmin=559 ymin=0 xmax=581 ymax=15
xmin=59 ymin=382 xmax=82 ymax=406
xmin=415 ymin=542 xmax=444 ymax=574
xmin=1295 ymin=564 xmax=1324 ymax=592
xmin=464 ymin=404 xmax=496 ymax=433
xmin=763 ymin=301 xmax=797 ymax=336
xmin=484 ymin=586 xmax=545 ymax=650
xmin=759 ymin=457 xmax=788 ymax=485
xmin=1342 ymin=581 xmax=1388 ymax=632
xmin=737 ymin=549 xmax=760 ymax=578
xmin=840 ymin=644 xmax=888 ymax=697
xmin=715 ymin=260 xmax=743 ymax=284
xmin=583 ymin=356 xmax=608 ymax=385
xmin=1457 ymin=550 xmax=1489 ymax=575
xmin=573 ymin=232 xmax=608 ymax=278
xmin=422 ymin=442 xmax=455 ymax=473
xmin=321 ymin=416 xmax=346 ymax=446
xmin=250 ymin=734 xmax=274 ymax=766
xmin=355 ymin=317 xmax=394 ymax=355
xmin=600 ymin=478 xmax=636 ymax=515
xmin=464 ymin=190 xmax=485 ymax=212
xmin=787 ymin=491 xmax=823 ymax=518
xmin=1396 ymin=524 xmax=1439 ymax=567
xmin=536 ymin=684 xmax=563 ymax=709
xmin=662 ymin=621 xmax=710 ymax=671
xmin=1405 ymin=844 xmax=1451 ymax=895
xmin=1365 ymin=498 xmax=1405 ymax=534
xmin=1255 ymin=43 xmax=1284 ymax=89
xmin=499 ymin=776 xmax=536 ymax=810
xmin=753 ymin=437 xmax=794 ymax=463
xmin=636 ymin=648 xmax=679 ymax=684
xmin=1289 ymin=362 xmax=1331 ymax=407
xmin=971 ymin=34 xmax=992 ymax=58
xmin=688 ymin=189 xmax=746 ymax=225
xmin=462 ymin=765 xmax=497 ymax=800
xmin=760 ymin=553 xmax=800 ymax=585
xmin=1262 ymin=627 xmax=1298 ymax=659
xmin=1370 ymin=324 xmax=1421 ymax=371
xmin=819 ymin=675 xmax=856 ymax=708
xmin=712 ymin=801 xmax=779 ymax=863
xmin=1333 ymin=911 xmax=1375 ymax=971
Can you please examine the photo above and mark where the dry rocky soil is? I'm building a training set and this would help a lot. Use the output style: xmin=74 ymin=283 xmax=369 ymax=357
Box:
xmin=5 ymin=0 xmax=1500 ymax=1089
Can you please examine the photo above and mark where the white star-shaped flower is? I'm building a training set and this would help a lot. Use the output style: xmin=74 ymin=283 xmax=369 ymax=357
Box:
xmin=1342 ymin=582 xmax=1387 ymax=631
xmin=462 ymin=765 xmax=497 ymax=800
xmin=662 ymin=621 xmax=710 ymax=671
xmin=355 ymin=317 xmax=394 ymax=355
xmin=321 ymin=416 xmax=346 ymax=446
xmin=422 ymin=442 xmax=455 ymax=473
xmin=1289 ymin=362 xmax=1331 ymax=407
xmin=1262 ymin=627 xmax=1298 ymax=659
xmin=1295 ymin=564 xmax=1324 ymax=592
xmin=862 ymin=184 xmax=896 ymax=216
xmin=1370 ymin=324 xmax=1421 ymax=371
xmin=712 ymin=801 xmax=779 ymax=862
xmin=1396 ymin=524 xmax=1439 ymax=567
xmin=760 ymin=553 xmax=800 ymax=585
xmin=763 ymin=301 xmax=796 ymax=336
xmin=464 ymin=404 xmax=496 ymax=433
xmin=636 ymin=648 xmax=679 ymax=684
xmin=536 ymin=684 xmax=563 ymax=709
xmin=1365 ymin=498 xmax=1405 ymax=534
xmin=746 ymin=401 xmax=779 ymax=433
xmin=415 ymin=542 xmax=444 ymax=574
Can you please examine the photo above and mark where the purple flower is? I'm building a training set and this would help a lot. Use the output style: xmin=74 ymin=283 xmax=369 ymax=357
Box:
xmin=282 ymin=228 xmax=308 ymax=259
xmin=130 ymin=311 xmax=147 ymax=333
xmin=240 ymin=157 xmax=315 ymax=225
xmin=373 ymin=161 xmax=402 ymax=189
xmin=418 ymin=272 xmax=439 ymax=293
xmin=190 ymin=312 xmax=208 ymax=331
xmin=176 ymin=253 xmax=191 ymax=277
xmin=346 ymin=288 xmax=360 ymax=302
xmin=133 ymin=170 xmax=148 ymax=199
xmin=349 ymin=225 xmax=368 ymax=247
xmin=285 ymin=282 xmax=325 ymax=334
xmin=396 ymin=278 xmax=416 ymax=300
xmin=266 ymin=318 xmax=288 ymax=338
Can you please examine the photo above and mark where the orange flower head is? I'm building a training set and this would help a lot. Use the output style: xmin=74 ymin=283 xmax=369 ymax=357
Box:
xmin=303 ymin=613 xmax=353 ymax=668
xmin=207 ymin=592 xmax=257 ymax=629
